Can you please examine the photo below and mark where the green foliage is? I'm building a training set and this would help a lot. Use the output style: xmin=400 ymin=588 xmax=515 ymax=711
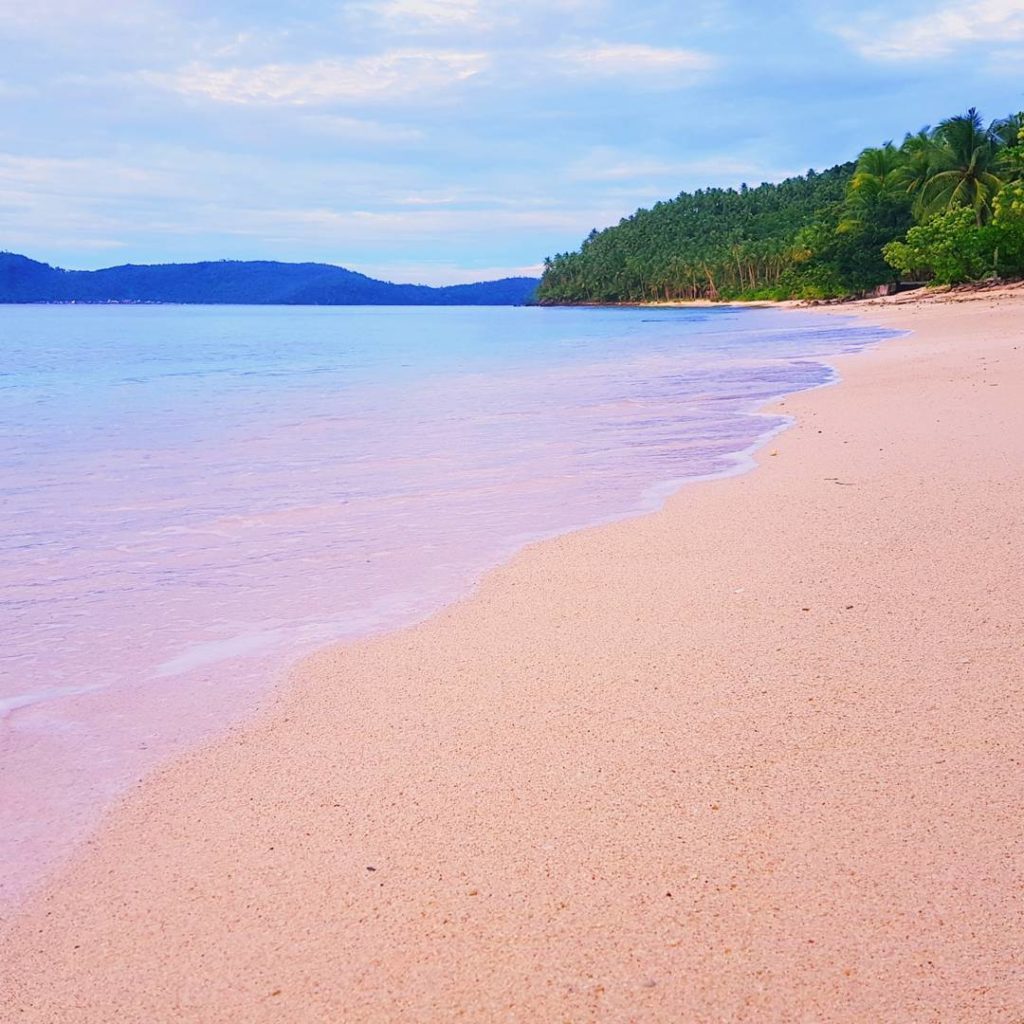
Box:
xmin=990 ymin=181 xmax=1024 ymax=272
xmin=537 ymin=106 xmax=1024 ymax=304
xmin=996 ymin=119 xmax=1024 ymax=179
xmin=994 ymin=181 xmax=1024 ymax=222
xmin=992 ymin=113 xmax=1024 ymax=154
xmin=914 ymin=108 xmax=1005 ymax=224
xmin=882 ymin=137 xmax=1024 ymax=285
xmin=536 ymin=165 xmax=866 ymax=303
xmin=883 ymin=209 xmax=992 ymax=284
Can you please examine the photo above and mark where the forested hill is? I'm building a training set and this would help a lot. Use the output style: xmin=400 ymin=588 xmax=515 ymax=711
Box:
xmin=0 ymin=253 xmax=539 ymax=305
xmin=537 ymin=107 xmax=1024 ymax=303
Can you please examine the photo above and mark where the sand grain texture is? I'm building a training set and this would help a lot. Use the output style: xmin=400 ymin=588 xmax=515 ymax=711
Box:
xmin=2 ymin=292 xmax=1023 ymax=1022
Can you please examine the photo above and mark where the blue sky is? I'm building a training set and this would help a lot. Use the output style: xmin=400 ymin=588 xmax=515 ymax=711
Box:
xmin=1 ymin=0 xmax=1022 ymax=284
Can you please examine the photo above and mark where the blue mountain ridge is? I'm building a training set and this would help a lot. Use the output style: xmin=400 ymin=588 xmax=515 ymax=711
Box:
xmin=0 ymin=252 xmax=540 ymax=305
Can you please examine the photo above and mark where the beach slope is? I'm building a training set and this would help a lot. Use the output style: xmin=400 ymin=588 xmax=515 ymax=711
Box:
xmin=2 ymin=289 xmax=1023 ymax=1022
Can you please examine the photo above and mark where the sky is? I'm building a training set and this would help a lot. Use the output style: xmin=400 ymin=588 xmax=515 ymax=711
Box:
xmin=1 ymin=1 xmax=1023 ymax=285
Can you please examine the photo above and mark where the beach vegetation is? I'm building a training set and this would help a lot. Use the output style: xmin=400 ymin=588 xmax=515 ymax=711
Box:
xmin=882 ymin=208 xmax=991 ymax=285
xmin=913 ymin=108 xmax=1004 ymax=225
xmin=536 ymin=107 xmax=1024 ymax=303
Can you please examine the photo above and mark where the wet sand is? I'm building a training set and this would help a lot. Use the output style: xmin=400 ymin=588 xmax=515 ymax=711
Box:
xmin=2 ymin=288 xmax=1023 ymax=1022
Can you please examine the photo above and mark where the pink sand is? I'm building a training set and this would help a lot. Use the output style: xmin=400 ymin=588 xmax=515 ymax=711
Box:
xmin=2 ymin=289 xmax=1023 ymax=1021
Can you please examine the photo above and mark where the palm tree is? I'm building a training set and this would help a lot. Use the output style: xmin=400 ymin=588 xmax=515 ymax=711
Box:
xmin=895 ymin=129 xmax=936 ymax=199
xmin=991 ymin=111 xmax=1024 ymax=149
xmin=851 ymin=143 xmax=905 ymax=193
xmin=917 ymin=108 xmax=1004 ymax=224
xmin=842 ymin=143 xmax=910 ymax=230
xmin=992 ymin=112 xmax=1024 ymax=179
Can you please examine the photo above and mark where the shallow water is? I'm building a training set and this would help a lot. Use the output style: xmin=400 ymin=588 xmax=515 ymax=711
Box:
xmin=0 ymin=304 xmax=896 ymax=911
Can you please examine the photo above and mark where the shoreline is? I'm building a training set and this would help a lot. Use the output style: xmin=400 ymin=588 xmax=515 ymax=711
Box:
xmin=0 ymin=305 xmax=883 ymax=920
xmin=533 ymin=277 xmax=1024 ymax=310
xmin=3 ymin=290 xmax=1024 ymax=1020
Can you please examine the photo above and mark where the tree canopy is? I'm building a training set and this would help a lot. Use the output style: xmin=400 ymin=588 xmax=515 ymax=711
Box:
xmin=536 ymin=107 xmax=1024 ymax=303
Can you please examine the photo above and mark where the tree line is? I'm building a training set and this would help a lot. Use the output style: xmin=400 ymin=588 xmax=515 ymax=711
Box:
xmin=536 ymin=108 xmax=1024 ymax=303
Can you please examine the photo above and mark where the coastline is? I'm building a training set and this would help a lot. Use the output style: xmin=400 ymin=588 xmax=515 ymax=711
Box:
xmin=3 ymin=289 xmax=1024 ymax=1021
xmin=534 ymin=278 xmax=1024 ymax=311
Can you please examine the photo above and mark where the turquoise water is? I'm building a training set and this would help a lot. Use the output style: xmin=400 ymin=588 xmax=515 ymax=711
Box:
xmin=0 ymin=303 xmax=896 ymax=910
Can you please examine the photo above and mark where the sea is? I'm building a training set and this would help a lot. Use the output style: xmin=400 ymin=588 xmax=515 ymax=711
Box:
xmin=0 ymin=303 xmax=897 ymax=911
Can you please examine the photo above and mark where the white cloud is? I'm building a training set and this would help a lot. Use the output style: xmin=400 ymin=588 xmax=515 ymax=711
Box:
xmin=349 ymin=260 xmax=543 ymax=285
xmin=988 ymin=45 xmax=1024 ymax=71
xmin=355 ymin=0 xmax=591 ymax=35
xmin=556 ymin=42 xmax=716 ymax=78
xmin=148 ymin=50 xmax=490 ymax=106
xmin=0 ymin=153 xmax=188 ymax=202
xmin=299 ymin=114 xmax=426 ymax=144
xmin=0 ymin=0 xmax=181 ymax=58
xmin=0 ymin=146 xmax=621 ymax=261
xmin=371 ymin=0 xmax=483 ymax=28
xmin=837 ymin=0 xmax=1024 ymax=60
xmin=391 ymin=190 xmax=465 ymax=205
xmin=564 ymin=149 xmax=797 ymax=188
xmin=0 ymin=0 xmax=157 ymax=28
xmin=258 ymin=205 xmax=603 ymax=238
xmin=0 ymin=78 xmax=34 ymax=98
xmin=568 ymin=156 xmax=741 ymax=183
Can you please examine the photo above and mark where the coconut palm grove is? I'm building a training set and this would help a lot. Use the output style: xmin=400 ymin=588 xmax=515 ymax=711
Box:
xmin=536 ymin=108 xmax=1024 ymax=303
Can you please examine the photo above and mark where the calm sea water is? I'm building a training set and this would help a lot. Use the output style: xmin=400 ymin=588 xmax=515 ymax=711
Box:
xmin=0 ymin=303 xmax=896 ymax=911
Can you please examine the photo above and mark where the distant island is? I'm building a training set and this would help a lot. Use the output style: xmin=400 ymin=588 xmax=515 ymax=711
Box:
xmin=0 ymin=252 xmax=539 ymax=306
xmin=537 ymin=107 xmax=1024 ymax=304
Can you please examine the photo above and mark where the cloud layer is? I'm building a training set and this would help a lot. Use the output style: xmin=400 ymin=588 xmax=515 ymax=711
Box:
xmin=153 ymin=51 xmax=491 ymax=105
xmin=836 ymin=0 xmax=1024 ymax=60
xmin=0 ymin=1 xmax=1019 ymax=282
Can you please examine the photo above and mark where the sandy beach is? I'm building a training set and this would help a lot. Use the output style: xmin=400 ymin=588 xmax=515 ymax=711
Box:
xmin=2 ymin=288 xmax=1023 ymax=1022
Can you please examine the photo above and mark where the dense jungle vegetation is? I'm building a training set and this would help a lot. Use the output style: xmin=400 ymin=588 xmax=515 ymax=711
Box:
xmin=536 ymin=108 xmax=1024 ymax=303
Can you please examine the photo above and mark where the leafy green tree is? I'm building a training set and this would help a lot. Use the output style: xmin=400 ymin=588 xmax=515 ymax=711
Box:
xmin=994 ymin=182 xmax=1024 ymax=221
xmin=991 ymin=157 xmax=1024 ymax=274
xmin=996 ymin=118 xmax=1024 ymax=179
xmin=992 ymin=112 xmax=1024 ymax=152
xmin=883 ymin=208 xmax=992 ymax=284
xmin=895 ymin=129 xmax=937 ymax=201
xmin=848 ymin=144 xmax=906 ymax=204
xmin=916 ymin=108 xmax=1004 ymax=224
